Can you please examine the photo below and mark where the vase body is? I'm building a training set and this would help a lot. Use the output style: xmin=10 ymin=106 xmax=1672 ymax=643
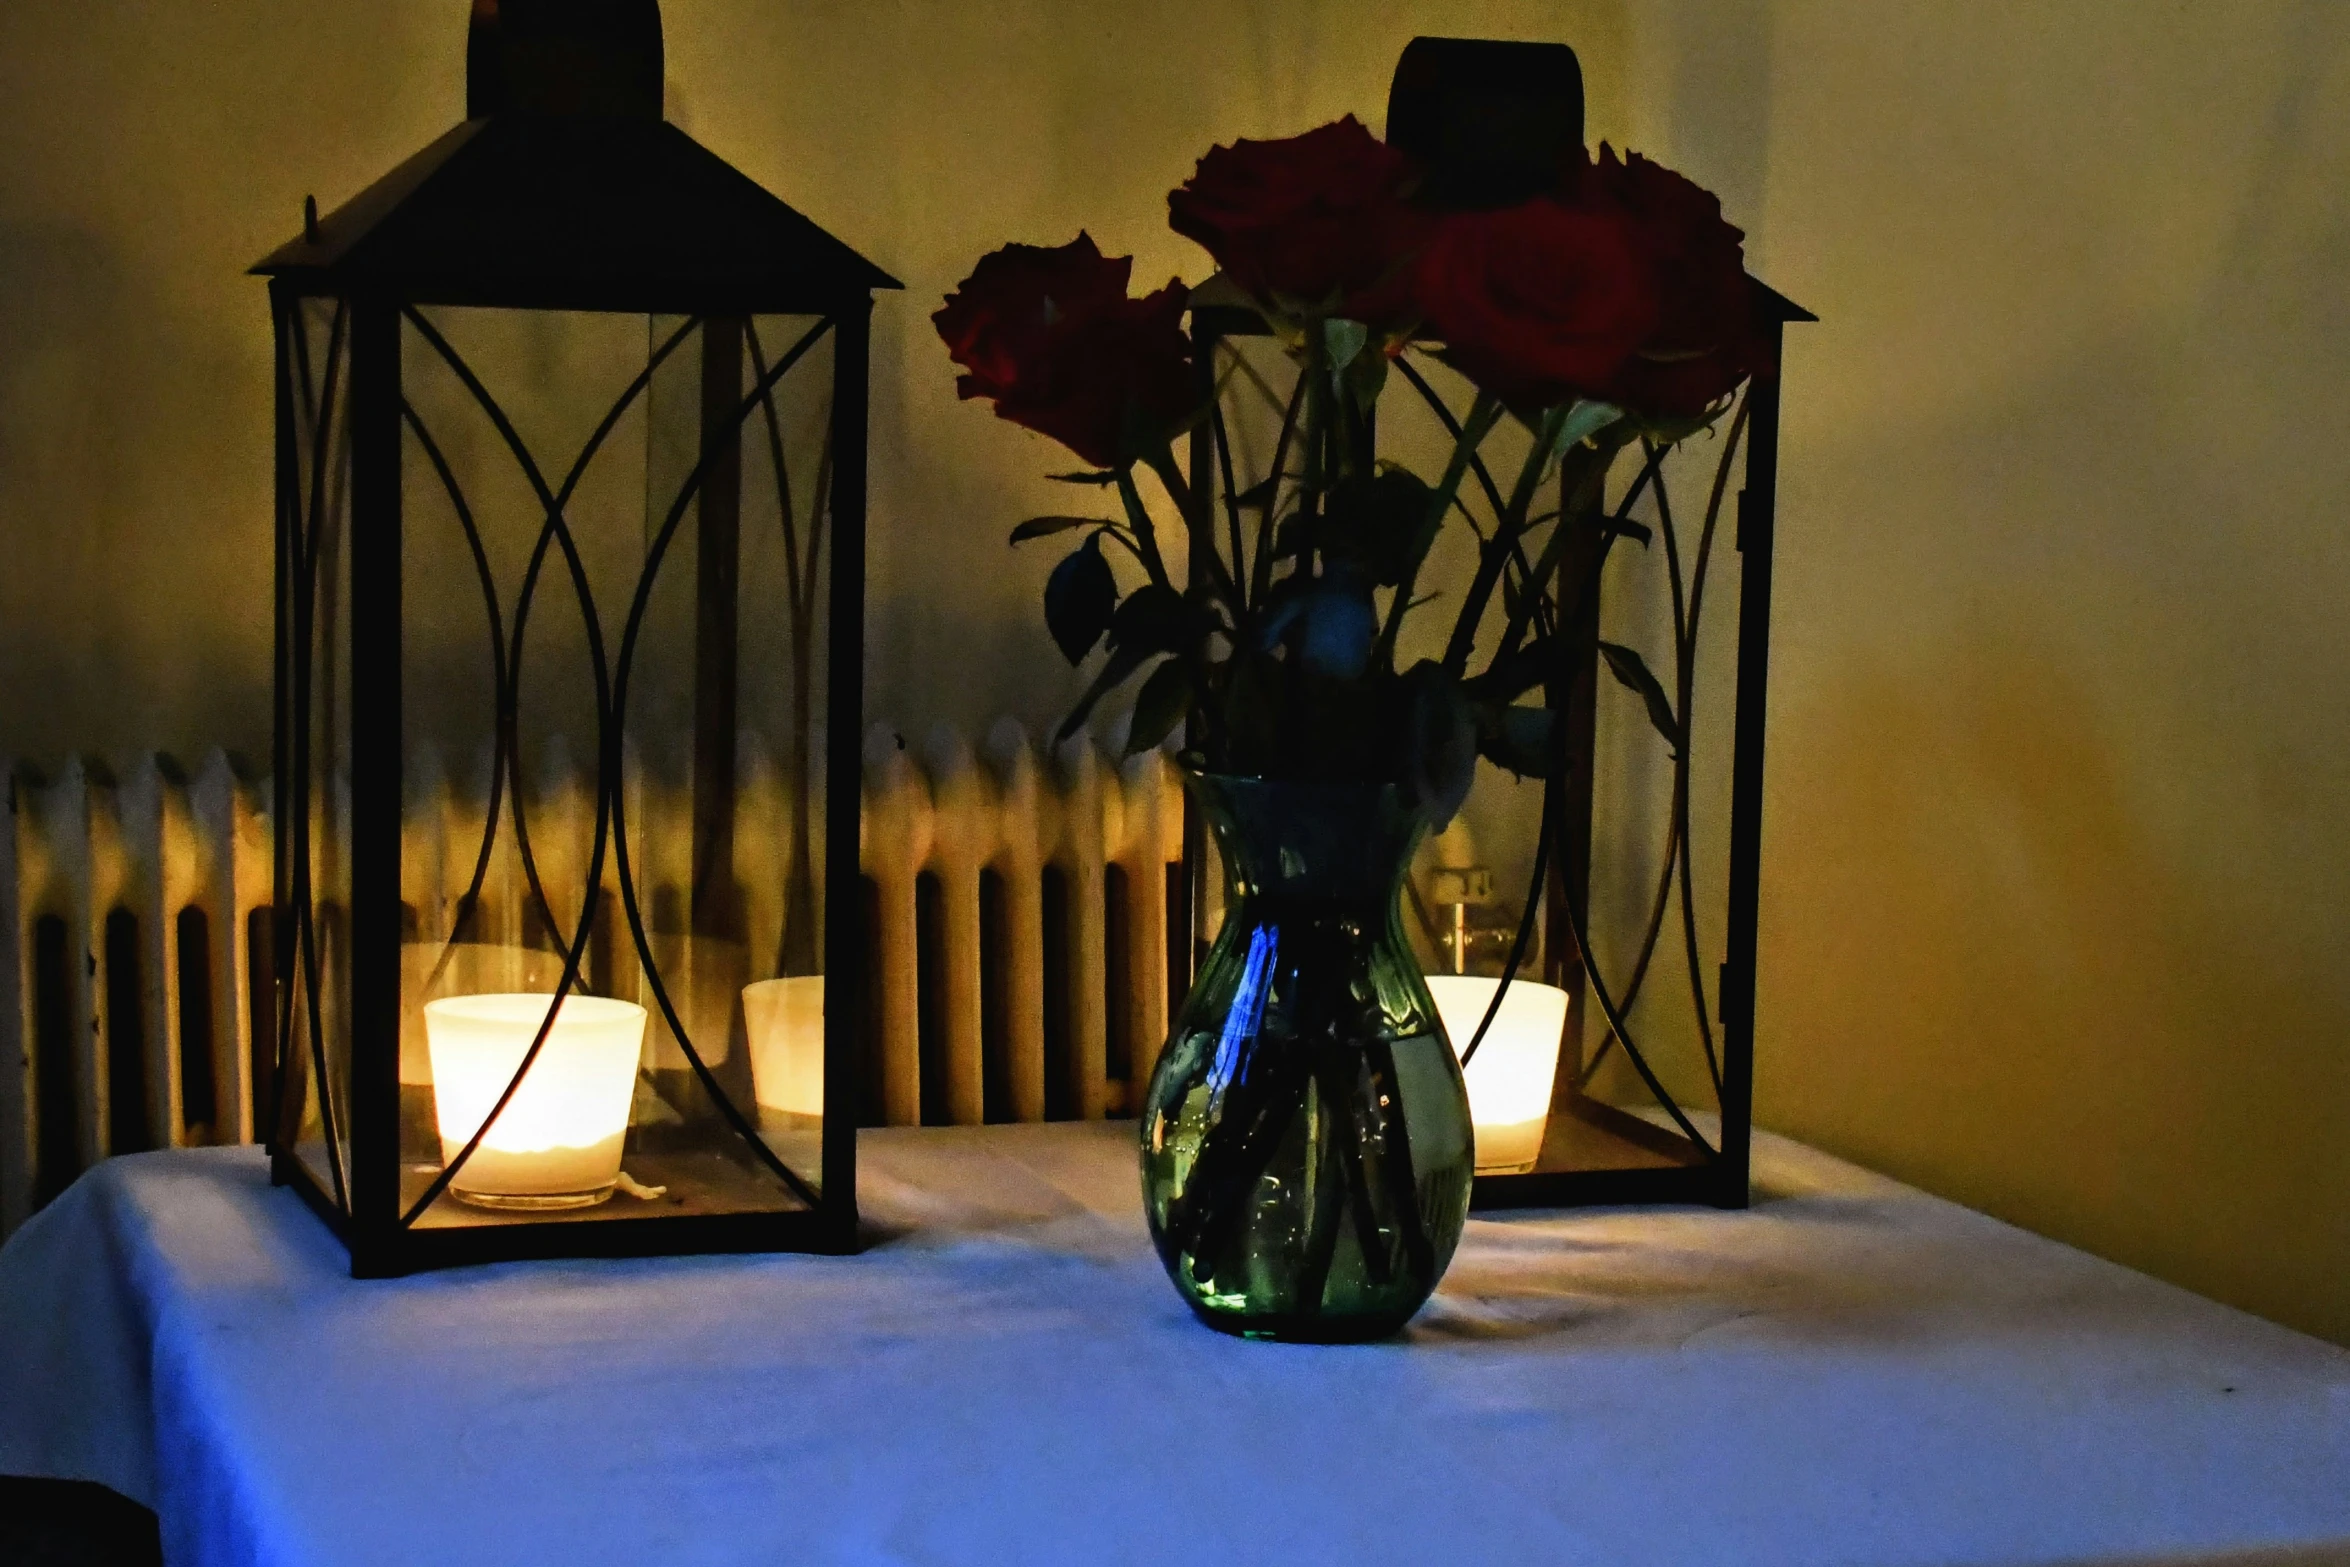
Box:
xmin=1140 ymin=774 xmax=1474 ymax=1341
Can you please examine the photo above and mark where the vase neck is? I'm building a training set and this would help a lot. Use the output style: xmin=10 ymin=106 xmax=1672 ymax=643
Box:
xmin=1188 ymin=774 xmax=1426 ymax=907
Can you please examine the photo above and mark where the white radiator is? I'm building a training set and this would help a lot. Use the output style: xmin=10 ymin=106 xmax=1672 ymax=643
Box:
xmin=0 ymin=719 xmax=1185 ymax=1236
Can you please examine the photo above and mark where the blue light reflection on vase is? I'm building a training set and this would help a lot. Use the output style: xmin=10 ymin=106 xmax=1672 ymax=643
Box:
xmin=1139 ymin=774 xmax=1473 ymax=1342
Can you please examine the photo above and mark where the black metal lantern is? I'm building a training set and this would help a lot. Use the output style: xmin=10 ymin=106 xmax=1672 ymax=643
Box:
xmin=255 ymin=0 xmax=895 ymax=1275
xmin=1189 ymin=37 xmax=1812 ymax=1213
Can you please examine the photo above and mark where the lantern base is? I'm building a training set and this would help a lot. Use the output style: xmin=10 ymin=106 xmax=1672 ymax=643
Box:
xmin=452 ymin=1184 xmax=616 ymax=1212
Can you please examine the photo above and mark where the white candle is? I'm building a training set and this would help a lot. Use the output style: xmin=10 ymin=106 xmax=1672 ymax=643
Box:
xmin=1425 ymin=974 xmax=1569 ymax=1174
xmin=742 ymin=976 xmax=824 ymax=1121
xmin=423 ymin=992 xmax=648 ymax=1209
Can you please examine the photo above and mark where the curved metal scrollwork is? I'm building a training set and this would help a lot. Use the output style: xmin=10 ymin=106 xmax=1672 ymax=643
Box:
xmin=281 ymin=294 xmax=353 ymax=1212
xmin=1212 ymin=344 xmax=1755 ymax=1167
xmin=380 ymin=307 xmax=834 ymax=1225
xmin=602 ymin=316 xmax=836 ymax=1215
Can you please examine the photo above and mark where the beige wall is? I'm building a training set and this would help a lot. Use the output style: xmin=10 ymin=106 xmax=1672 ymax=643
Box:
xmin=0 ymin=0 xmax=1621 ymax=765
xmin=2 ymin=2 xmax=2347 ymax=1343
xmin=1677 ymin=1 xmax=2350 ymax=1346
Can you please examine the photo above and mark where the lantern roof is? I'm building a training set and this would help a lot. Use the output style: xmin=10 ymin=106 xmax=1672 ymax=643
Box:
xmin=254 ymin=112 xmax=899 ymax=315
xmin=254 ymin=0 xmax=895 ymax=315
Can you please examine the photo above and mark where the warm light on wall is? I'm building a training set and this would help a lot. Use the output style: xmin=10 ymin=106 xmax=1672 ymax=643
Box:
xmin=1426 ymin=975 xmax=1568 ymax=1174
xmin=423 ymin=994 xmax=649 ymax=1209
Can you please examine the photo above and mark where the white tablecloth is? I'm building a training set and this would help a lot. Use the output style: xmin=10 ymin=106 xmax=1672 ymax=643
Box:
xmin=3 ymin=1121 xmax=2347 ymax=1567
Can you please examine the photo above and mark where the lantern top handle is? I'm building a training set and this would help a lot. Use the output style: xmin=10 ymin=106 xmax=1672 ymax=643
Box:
xmin=1384 ymin=36 xmax=1814 ymax=323
xmin=1387 ymin=37 xmax=1583 ymax=210
xmin=467 ymin=0 xmax=665 ymax=121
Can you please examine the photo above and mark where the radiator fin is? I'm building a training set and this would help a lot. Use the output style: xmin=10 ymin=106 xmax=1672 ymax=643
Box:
xmin=0 ymin=725 xmax=1185 ymax=1235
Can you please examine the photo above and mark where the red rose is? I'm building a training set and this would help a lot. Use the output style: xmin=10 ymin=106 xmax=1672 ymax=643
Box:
xmin=934 ymin=234 xmax=1196 ymax=469
xmin=1566 ymin=145 xmax=1769 ymax=418
xmin=1411 ymin=198 xmax=1657 ymax=408
xmin=1168 ymin=116 xmax=1430 ymax=321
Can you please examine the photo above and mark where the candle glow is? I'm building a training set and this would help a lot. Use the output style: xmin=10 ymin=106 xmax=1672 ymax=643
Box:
xmin=423 ymin=992 xmax=648 ymax=1209
xmin=1425 ymin=974 xmax=1569 ymax=1174
xmin=743 ymin=976 xmax=824 ymax=1122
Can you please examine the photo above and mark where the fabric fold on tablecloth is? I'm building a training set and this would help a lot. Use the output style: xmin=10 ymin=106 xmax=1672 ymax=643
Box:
xmin=0 ymin=1154 xmax=166 ymax=1506
xmin=5 ymin=1124 xmax=2350 ymax=1567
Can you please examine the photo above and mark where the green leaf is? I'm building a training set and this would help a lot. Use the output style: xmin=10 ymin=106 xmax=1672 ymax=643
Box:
xmin=1598 ymin=640 xmax=1682 ymax=754
xmin=1125 ymin=658 xmax=1192 ymax=755
xmin=1010 ymin=516 xmax=1110 ymax=546
xmin=1548 ymin=399 xmax=1625 ymax=463
xmin=1322 ymin=317 xmax=1369 ymax=374
xmin=1044 ymin=538 xmax=1117 ymax=665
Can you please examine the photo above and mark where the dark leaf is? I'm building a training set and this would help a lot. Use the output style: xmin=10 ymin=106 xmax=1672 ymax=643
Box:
xmin=1125 ymin=657 xmax=1192 ymax=755
xmin=1108 ymin=583 xmax=1196 ymax=659
xmin=1257 ymin=588 xmax=1305 ymax=650
xmin=1599 ymin=513 xmax=1653 ymax=547
xmin=1047 ymin=470 xmax=1122 ymax=486
xmin=1598 ymin=640 xmax=1682 ymax=754
xmin=1010 ymin=515 xmax=1110 ymax=545
xmin=1120 ymin=393 xmax=1211 ymax=461
xmin=1345 ymin=346 xmax=1389 ymax=416
xmin=1400 ymin=661 xmax=1477 ymax=827
xmin=1234 ymin=475 xmax=1282 ymax=511
xmin=1220 ymin=653 xmax=1281 ymax=771
xmin=1476 ymin=704 xmax=1555 ymax=777
xmin=1322 ymin=469 xmax=1434 ymax=586
xmin=1044 ymin=538 xmax=1117 ymax=665
xmin=1272 ymin=511 xmax=1313 ymax=561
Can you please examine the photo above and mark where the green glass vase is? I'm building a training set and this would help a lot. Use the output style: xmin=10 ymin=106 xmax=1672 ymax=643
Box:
xmin=1140 ymin=773 xmax=1474 ymax=1342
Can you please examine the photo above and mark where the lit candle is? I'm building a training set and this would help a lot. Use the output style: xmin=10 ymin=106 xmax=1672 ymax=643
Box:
xmin=742 ymin=976 xmax=824 ymax=1125
xmin=1425 ymin=974 xmax=1569 ymax=1174
xmin=423 ymin=993 xmax=648 ymax=1209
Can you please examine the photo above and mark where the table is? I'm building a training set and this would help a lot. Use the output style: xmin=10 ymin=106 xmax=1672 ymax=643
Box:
xmin=3 ymin=1122 xmax=2348 ymax=1567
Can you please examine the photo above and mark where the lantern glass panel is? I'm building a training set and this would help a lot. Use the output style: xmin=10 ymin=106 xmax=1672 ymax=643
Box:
xmin=1190 ymin=304 xmax=1776 ymax=1204
xmin=1407 ymin=407 xmax=1751 ymax=1184
xmin=281 ymin=294 xmax=359 ymax=1214
xmin=390 ymin=305 xmax=836 ymax=1228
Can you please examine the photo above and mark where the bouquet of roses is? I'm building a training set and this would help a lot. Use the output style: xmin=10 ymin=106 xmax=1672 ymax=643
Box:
xmin=935 ymin=115 xmax=1767 ymax=818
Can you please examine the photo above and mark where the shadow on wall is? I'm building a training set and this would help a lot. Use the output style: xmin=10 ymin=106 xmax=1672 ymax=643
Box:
xmin=1633 ymin=0 xmax=1774 ymax=245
